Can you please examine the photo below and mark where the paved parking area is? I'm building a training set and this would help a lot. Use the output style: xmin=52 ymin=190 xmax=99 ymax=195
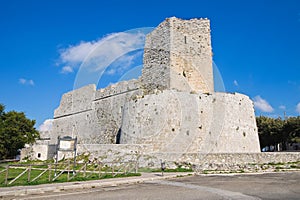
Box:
xmin=3 ymin=172 xmax=300 ymax=200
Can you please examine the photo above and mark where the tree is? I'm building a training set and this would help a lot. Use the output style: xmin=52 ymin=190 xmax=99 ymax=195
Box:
xmin=256 ymin=116 xmax=284 ymax=150
xmin=0 ymin=104 xmax=4 ymax=116
xmin=283 ymin=116 xmax=300 ymax=144
xmin=256 ymin=116 xmax=300 ymax=151
xmin=0 ymin=104 xmax=39 ymax=160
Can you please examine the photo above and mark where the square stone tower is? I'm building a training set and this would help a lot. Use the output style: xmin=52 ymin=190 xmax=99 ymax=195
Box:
xmin=142 ymin=17 xmax=214 ymax=93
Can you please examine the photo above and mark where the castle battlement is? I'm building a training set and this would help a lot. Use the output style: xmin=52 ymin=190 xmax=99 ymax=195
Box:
xmin=95 ymin=79 xmax=140 ymax=100
xmin=51 ymin=17 xmax=260 ymax=155
xmin=142 ymin=17 xmax=213 ymax=93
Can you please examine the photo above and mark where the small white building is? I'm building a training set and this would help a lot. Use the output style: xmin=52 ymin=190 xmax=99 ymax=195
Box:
xmin=21 ymin=137 xmax=56 ymax=161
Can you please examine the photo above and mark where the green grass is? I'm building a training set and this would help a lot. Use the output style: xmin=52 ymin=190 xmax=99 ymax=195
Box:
xmin=0 ymin=167 xmax=141 ymax=187
xmin=202 ymin=170 xmax=245 ymax=174
xmin=275 ymin=166 xmax=284 ymax=170
xmin=267 ymin=162 xmax=284 ymax=166
xmin=287 ymin=161 xmax=300 ymax=165
xmin=138 ymin=167 xmax=193 ymax=173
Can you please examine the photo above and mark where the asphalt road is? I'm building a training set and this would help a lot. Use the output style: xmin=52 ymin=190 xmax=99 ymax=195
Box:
xmin=10 ymin=172 xmax=300 ymax=200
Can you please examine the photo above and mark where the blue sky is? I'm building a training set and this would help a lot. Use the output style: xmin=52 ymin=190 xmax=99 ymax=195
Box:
xmin=0 ymin=0 xmax=300 ymax=131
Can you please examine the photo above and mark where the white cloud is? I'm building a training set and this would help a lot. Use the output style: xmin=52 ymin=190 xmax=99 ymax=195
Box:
xmin=279 ymin=105 xmax=286 ymax=110
xmin=106 ymin=69 xmax=116 ymax=75
xmin=19 ymin=78 xmax=26 ymax=84
xmin=19 ymin=78 xmax=34 ymax=86
xmin=60 ymin=41 xmax=96 ymax=64
xmin=28 ymin=80 xmax=34 ymax=85
xmin=58 ymin=31 xmax=148 ymax=74
xmin=105 ymin=51 xmax=143 ymax=76
xmin=61 ymin=66 xmax=74 ymax=74
xmin=233 ymin=80 xmax=239 ymax=86
xmin=39 ymin=119 xmax=53 ymax=132
xmin=296 ymin=102 xmax=300 ymax=114
xmin=253 ymin=95 xmax=274 ymax=113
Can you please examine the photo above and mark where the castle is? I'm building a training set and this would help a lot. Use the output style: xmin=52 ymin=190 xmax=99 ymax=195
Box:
xmin=32 ymin=17 xmax=262 ymax=166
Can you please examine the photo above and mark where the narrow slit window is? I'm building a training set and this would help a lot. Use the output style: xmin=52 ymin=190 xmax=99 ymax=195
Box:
xmin=184 ymin=36 xmax=187 ymax=44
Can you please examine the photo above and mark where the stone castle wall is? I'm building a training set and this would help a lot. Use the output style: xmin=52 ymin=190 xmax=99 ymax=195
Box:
xmin=52 ymin=84 xmax=97 ymax=144
xmin=169 ymin=17 xmax=213 ymax=93
xmin=50 ymin=17 xmax=261 ymax=160
xmin=142 ymin=17 xmax=213 ymax=93
xmin=142 ymin=19 xmax=171 ymax=91
xmin=71 ymin=144 xmax=300 ymax=170
xmin=52 ymin=80 xmax=143 ymax=145
xmin=120 ymin=91 xmax=260 ymax=153
xmin=53 ymin=84 xmax=260 ymax=154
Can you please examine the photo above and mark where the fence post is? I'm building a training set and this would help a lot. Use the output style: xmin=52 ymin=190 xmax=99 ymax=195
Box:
xmin=135 ymin=160 xmax=139 ymax=173
xmin=27 ymin=165 xmax=32 ymax=182
xmin=48 ymin=164 xmax=52 ymax=182
xmin=98 ymin=162 xmax=101 ymax=178
xmin=5 ymin=165 xmax=9 ymax=185
xmin=112 ymin=163 xmax=114 ymax=176
xmin=67 ymin=160 xmax=70 ymax=181
xmin=83 ymin=163 xmax=87 ymax=177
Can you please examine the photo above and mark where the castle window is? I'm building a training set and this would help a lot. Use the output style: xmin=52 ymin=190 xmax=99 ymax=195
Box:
xmin=37 ymin=153 xmax=41 ymax=158
xmin=184 ymin=36 xmax=187 ymax=44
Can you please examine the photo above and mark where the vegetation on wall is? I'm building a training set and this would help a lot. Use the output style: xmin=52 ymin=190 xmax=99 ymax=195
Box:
xmin=0 ymin=104 xmax=39 ymax=160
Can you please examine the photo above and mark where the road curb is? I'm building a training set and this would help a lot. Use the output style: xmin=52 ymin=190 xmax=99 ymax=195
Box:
xmin=195 ymin=170 xmax=300 ymax=177
xmin=0 ymin=172 xmax=194 ymax=197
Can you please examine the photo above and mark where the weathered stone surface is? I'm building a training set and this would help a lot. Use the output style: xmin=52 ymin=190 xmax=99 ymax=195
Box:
xmin=48 ymin=17 xmax=263 ymax=164
xmin=121 ymin=91 xmax=259 ymax=153
xmin=70 ymin=145 xmax=300 ymax=170
xmin=21 ymin=139 xmax=56 ymax=161
xmin=54 ymin=84 xmax=96 ymax=118
xmin=142 ymin=17 xmax=213 ymax=93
